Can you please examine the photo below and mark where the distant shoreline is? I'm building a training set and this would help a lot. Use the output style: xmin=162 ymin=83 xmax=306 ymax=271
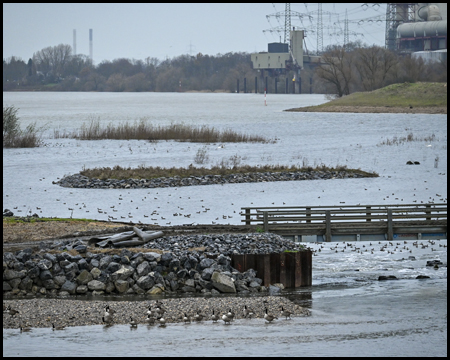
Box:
xmin=285 ymin=105 xmax=447 ymax=114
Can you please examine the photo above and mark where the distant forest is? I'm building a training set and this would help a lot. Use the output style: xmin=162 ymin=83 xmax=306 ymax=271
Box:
xmin=3 ymin=42 xmax=447 ymax=96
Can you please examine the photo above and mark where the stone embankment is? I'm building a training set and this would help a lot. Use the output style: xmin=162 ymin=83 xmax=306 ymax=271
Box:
xmin=54 ymin=170 xmax=373 ymax=189
xmin=3 ymin=232 xmax=307 ymax=298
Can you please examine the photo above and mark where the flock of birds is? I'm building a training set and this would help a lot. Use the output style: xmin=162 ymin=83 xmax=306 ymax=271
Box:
xmin=5 ymin=301 xmax=294 ymax=333
xmin=311 ymin=239 xmax=446 ymax=256
xmin=101 ymin=300 xmax=292 ymax=329
xmin=3 ymin=305 xmax=65 ymax=332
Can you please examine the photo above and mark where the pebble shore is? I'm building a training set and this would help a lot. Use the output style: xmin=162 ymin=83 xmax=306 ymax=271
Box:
xmin=55 ymin=170 xmax=375 ymax=189
xmin=3 ymin=296 xmax=310 ymax=329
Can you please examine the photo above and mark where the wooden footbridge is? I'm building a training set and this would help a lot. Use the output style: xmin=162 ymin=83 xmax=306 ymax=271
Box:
xmin=241 ymin=203 xmax=447 ymax=242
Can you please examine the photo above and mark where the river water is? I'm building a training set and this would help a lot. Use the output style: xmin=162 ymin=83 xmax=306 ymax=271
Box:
xmin=2 ymin=92 xmax=447 ymax=356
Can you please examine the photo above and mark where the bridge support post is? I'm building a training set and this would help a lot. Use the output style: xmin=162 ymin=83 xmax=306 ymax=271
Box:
xmin=387 ymin=209 xmax=393 ymax=240
xmin=325 ymin=210 xmax=331 ymax=242
xmin=263 ymin=211 xmax=269 ymax=232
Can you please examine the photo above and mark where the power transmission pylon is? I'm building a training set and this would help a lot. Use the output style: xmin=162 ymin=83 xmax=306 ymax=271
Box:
xmin=317 ymin=4 xmax=323 ymax=54
xmin=344 ymin=9 xmax=349 ymax=50
xmin=264 ymin=3 xmax=310 ymax=48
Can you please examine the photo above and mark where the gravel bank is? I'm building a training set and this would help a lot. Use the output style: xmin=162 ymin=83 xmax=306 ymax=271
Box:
xmin=3 ymin=296 xmax=310 ymax=329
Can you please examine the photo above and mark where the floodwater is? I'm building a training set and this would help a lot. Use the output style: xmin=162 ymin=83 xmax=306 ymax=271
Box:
xmin=2 ymin=92 xmax=447 ymax=356
xmin=3 ymin=239 xmax=447 ymax=357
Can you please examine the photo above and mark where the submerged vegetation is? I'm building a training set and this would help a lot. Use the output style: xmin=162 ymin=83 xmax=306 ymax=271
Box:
xmin=54 ymin=118 xmax=271 ymax=143
xmin=79 ymin=163 xmax=378 ymax=181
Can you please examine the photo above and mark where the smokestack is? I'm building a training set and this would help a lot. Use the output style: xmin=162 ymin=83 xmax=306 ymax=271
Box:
xmin=73 ymin=29 xmax=76 ymax=55
xmin=89 ymin=28 xmax=93 ymax=62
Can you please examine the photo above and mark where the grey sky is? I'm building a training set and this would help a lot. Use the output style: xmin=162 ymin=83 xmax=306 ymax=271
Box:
xmin=3 ymin=3 xmax=387 ymax=64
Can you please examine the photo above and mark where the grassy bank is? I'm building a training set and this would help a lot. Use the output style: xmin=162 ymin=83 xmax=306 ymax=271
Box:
xmin=80 ymin=164 xmax=378 ymax=180
xmin=286 ymin=82 xmax=447 ymax=113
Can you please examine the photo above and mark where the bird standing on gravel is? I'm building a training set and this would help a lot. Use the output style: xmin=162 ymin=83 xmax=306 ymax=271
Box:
xmin=6 ymin=305 xmax=20 ymax=317
xmin=243 ymin=305 xmax=254 ymax=319
xmin=194 ymin=310 xmax=204 ymax=322
xmin=280 ymin=306 xmax=292 ymax=320
xmin=183 ymin=313 xmax=191 ymax=324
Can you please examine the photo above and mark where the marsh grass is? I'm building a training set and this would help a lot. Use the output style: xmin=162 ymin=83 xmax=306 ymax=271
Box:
xmin=56 ymin=118 xmax=271 ymax=143
xmin=79 ymin=163 xmax=377 ymax=181
xmin=378 ymin=132 xmax=440 ymax=146
xmin=3 ymin=105 xmax=46 ymax=148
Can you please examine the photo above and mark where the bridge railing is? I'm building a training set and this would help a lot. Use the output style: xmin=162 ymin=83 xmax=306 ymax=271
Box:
xmin=241 ymin=203 xmax=447 ymax=234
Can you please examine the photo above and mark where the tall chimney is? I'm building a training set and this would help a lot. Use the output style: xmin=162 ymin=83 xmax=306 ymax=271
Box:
xmin=73 ymin=29 xmax=76 ymax=55
xmin=89 ymin=28 xmax=93 ymax=62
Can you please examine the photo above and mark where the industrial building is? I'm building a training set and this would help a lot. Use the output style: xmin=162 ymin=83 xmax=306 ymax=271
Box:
xmin=390 ymin=3 xmax=447 ymax=61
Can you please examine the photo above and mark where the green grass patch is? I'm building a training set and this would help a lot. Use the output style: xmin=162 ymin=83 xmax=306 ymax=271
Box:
xmin=287 ymin=82 xmax=447 ymax=111
xmin=3 ymin=217 xmax=96 ymax=224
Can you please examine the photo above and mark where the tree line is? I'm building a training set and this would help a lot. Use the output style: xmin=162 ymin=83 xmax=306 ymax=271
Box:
xmin=3 ymin=42 xmax=447 ymax=95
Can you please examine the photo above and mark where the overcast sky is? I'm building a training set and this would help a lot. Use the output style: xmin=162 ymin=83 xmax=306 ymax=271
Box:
xmin=3 ymin=3 xmax=387 ymax=64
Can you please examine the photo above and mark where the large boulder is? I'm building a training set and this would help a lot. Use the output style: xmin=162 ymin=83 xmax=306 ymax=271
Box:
xmin=60 ymin=280 xmax=77 ymax=294
xmin=114 ymin=279 xmax=129 ymax=293
xmin=211 ymin=271 xmax=236 ymax=293
xmin=87 ymin=279 xmax=106 ymax=291
xmin=76 ymin=269 xmax=93 ymax=285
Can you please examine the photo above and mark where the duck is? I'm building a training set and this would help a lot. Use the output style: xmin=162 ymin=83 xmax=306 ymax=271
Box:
xmin=211 ymin=309 xmax=219 ymax=322
xmin=183 ymin=313 xmax=191 ymax=324
xmin=129 ymin=316 xmax=138 ymax=327
xmin=243 ymin=305 xmax=254 ymax=319
xmin=264 ymin=308 xmax=278 ymax=323
xmin=221 ymin=313 xmax=232 ymax=325
xmin=280 ymin=306 xmax=292 ymax=320
xmin=6 ymin=305 xmax=19 ymax=317
xmin=52 ymin=323 xmax=65 ymax=330
xmin=145 ymin=314 xmax=156 ymax=325
xmin=20 ymin=326 xmax=32 ymax=332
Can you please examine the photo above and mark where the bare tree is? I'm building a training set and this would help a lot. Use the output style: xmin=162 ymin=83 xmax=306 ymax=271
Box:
xmin=33 ymin=44 xmax=72 ymax=78
xmin=355 ymin=46 xmax=398 ymax=91
xmin=315 ymin=48 xmax=353 ymax=97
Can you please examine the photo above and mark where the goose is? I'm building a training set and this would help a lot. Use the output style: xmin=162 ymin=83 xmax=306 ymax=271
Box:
xmin=20 ymin=326 xmax=32 ymax=332
xmin=243 ymin=305 xmax=254 ymax=319
xmin=145 ymin=314 xmax=156 ymax=325
xmin=183 ymin=313 xmax=191 ymax=324
xmin=104 ymin=305 xmax=115 ymax=315
xmin=264 ymin=308 xmax=278 ymax=323
xmin=194 ymin=310 xmax=204 ymax=322
xmin=226 ymin=308 xmax=235 ymax=321
xmin=52 ymin=323 xmax=65 ymax=330
xmin=6 ymin=305 xmax=19 ymax=317
xmin=102 ymin=313 xmax=113 ymax=325
xmin=280 ymin=306 xmax=292 ymax=320
xmin=147 ymin=306 xmax=157 ymax=317
xmin=157 ymin=316 xmax=166 ymax=327
xmin=129 ymin=316 xmax=138 ymax=327
xmin=221 ymin=313 xmax=232 ymax=325
xmin=211 ymin=309 xmax=219 ymax=322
